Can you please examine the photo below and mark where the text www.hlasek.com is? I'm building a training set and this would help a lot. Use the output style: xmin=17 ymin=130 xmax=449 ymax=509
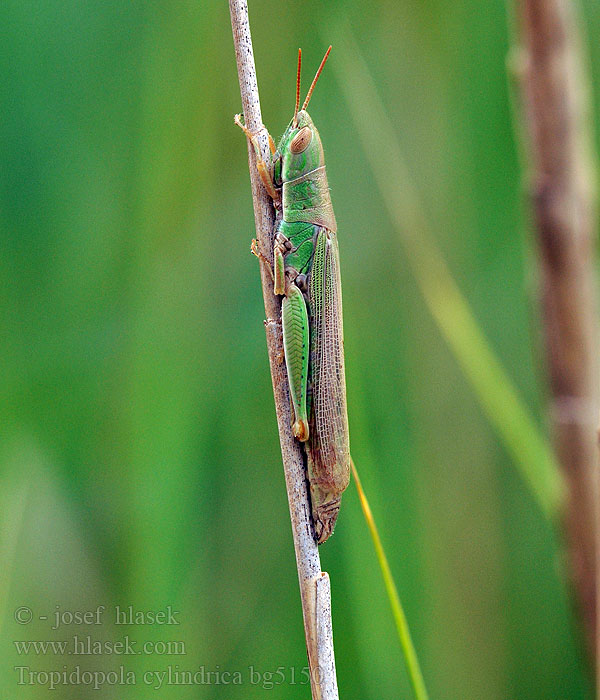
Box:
xmin=14 ymin=635 xmax=185 ymax=656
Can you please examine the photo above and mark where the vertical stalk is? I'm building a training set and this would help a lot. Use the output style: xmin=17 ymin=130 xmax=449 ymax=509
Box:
xmin=229 ymin=2 xmax=339 ymax=698
xmin=514 ymin=0 xmax=599 ymax=672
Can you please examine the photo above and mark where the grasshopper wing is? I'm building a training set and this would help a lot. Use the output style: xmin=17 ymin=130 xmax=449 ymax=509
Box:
xmin=307 ymin=226 xmax=350 ymax=543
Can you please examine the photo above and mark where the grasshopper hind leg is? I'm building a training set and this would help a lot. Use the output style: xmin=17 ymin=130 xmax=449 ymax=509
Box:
xmin=281 ymin=284 xmax=310 ymax=442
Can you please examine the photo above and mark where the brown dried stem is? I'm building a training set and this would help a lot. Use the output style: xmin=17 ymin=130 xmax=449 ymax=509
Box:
xmin=229 ymin=2 xmax=339 ymax=698
xmin=514 ymin=0 xmax=600 ymax=674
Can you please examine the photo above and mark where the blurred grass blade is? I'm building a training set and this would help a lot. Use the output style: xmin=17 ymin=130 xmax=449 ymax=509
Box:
xmin=350 ymin=458 xmax=430 ymax=700
xmin=331 ymin=22 xmax=564 ymax=522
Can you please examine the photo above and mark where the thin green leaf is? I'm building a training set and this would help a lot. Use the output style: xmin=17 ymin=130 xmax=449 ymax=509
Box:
xmin=351 ymin=458 xmax=430 ymax=700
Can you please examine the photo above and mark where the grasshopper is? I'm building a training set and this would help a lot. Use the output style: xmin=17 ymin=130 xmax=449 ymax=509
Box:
xmin=236 ymin=47 xmax=349 ymax=543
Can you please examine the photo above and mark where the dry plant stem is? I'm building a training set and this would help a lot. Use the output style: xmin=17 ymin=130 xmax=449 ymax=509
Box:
xmin=229 ymin=2 xmax=339 ymax=698
xmin=516 ymin=0 xmax=599 ymax=670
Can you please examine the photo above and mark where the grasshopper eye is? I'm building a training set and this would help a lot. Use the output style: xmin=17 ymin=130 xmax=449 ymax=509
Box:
xmin=290 ymin=126 xmax=312 ymax=154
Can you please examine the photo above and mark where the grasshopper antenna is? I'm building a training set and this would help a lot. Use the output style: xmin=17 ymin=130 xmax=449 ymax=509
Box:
xmin=293 ymin=48 xmax=302 ymax=127
xmin=301 ymin=45 xmax=331 ymax=112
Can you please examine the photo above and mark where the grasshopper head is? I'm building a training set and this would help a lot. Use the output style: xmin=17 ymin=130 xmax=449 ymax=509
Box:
xmin=277 ymin=110 xmax=324 ymax=182
xmin=274 ymin=47 xmax=331 ymax=185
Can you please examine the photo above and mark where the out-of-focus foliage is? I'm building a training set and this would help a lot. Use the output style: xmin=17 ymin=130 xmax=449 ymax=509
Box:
xmin=1 ymin=1 xmax=599 ymax=698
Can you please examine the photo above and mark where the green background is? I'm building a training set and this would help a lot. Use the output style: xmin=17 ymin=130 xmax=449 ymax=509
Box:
xmin=1 ymin=0 xmax=599 ymax=698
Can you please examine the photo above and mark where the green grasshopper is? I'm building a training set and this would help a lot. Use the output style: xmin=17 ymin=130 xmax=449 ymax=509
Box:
xmin=236 ymin=47 xmax=349 ymax=543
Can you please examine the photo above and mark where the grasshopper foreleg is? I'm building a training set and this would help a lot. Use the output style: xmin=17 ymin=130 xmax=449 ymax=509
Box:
xmin=250 ymin=239 xmax=275 ymax=282
xmin=234 ymin=114 xmax=280 ymax=202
